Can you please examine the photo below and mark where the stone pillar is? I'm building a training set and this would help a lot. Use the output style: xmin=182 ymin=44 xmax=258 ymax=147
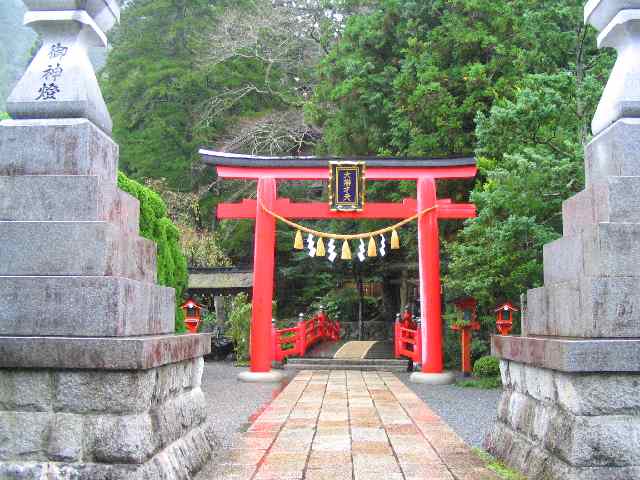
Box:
xmin=486 ymin=2 xmax=640 ymax=479
xmin=214 ymin=295 xmax=227 ymax=327
xmin=0 ymin=2 xmax=215 ymax=479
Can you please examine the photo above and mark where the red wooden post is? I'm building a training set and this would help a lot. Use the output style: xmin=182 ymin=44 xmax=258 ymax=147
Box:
xmin=417 ymin=177 xmax=443 ymax=373
xmin=250 ymin=178 xmax=277 ymax=373
xmin=297 ymin=318 xmax=306 ymax=356
xmin=461 ymin=327 xmax=472 ymax=375
xmin=271 ymin=321 xmax=277 ymax=362
xmin=414 ymin=324 xmax=422 ymax=363
xmin=394 ymin=317 xmax=401 ymax=359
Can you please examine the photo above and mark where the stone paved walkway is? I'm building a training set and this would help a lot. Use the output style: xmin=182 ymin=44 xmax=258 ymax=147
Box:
xmin=214 ymin=370 xmax=501 ymax=480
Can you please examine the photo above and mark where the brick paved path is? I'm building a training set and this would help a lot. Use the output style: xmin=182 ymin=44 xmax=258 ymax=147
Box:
xmin=215 ymin=370 xmax=501 ymax=480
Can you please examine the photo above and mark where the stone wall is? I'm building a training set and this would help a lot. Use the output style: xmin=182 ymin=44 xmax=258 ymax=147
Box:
xmin=0 ymin=359 xmax=216 ymax=479
xmin=487 ymin=361 xmax=640 ymax=479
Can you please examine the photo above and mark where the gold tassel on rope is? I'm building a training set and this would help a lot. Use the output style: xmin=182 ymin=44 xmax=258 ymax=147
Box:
xmin=391 ymin=229 xmax=400 ymax=250
xmin=341 ymin=240 xmax=352 ymax=260
xmin=316 ymin=237 xmax=326 ymax=257
xmin=294 ymin=230 xmax=304 ymax=250
xmin=367 ymin=236 xmax=377 ymax=257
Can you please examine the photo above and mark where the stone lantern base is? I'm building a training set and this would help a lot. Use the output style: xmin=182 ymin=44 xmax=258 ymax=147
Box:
xmin=486 ymin=336 xmax=640 ymax=479
xmin=0 ymin=336 xmax=215 ymax=479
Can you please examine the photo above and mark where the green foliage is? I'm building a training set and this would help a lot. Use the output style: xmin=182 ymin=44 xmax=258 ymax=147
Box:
xmin=317 ymin=288 xmax=379 ymax=324
xmin=225 ymin=292 xmax=252 ymax=363
xmin=311 ymin=0 xmax=613 ymax=334
xmin=457 ymin=376 xmax=502 ymax=389
xmin=473 ymin=355 xmax=501 ymax=378
xmin=443 ymin=70 xmax=608 ymax=310
xmin=101 ymin=0 xmax=311 ymax=190
xmin=473 ymin=449 xmax=528 ymax=480
xmin=456 ymin=355 xmax=501 ymax=388
xmin=311 ymin=0 xmax=598 ymax=158
xmin=0 ymin=112 xmax=9 ymax=120
xmin=117 ymin=171 xmax=188 ymax=332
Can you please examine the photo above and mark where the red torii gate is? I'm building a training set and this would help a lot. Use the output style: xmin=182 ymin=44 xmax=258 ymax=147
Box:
xmin=200 ymin=151 xmax=477 ymax=382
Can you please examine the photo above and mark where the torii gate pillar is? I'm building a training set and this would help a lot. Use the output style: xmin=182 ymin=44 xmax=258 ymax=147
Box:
xmin=411 ymin=177 xmax=455 ymax=384
xmin=238 ymin=178 xmax=284 ymax=383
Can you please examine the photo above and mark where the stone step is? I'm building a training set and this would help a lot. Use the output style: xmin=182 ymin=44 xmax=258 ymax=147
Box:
xmin=0 ymin=175 xmax=139 ymax=234
xmin=0 ymin=119 xmax=117 ymax=181
xmin=525 ymin=276 xmax=640 ymax=338
xmin=287 ymin=357 xmax=407 ymax=365
xmin=285 ymin=358 xmax=410 ymax=372
xmin=0 ymin=221 xmax=155 ymax=282
xmin=0 ymin=276 xmax=175 ymax=337
xmin=544 ymin=221 xmax=640 ymax=284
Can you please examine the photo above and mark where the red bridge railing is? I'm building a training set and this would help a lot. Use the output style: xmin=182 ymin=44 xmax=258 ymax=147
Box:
xmin=272 ymin=311 xmax=340 ymax=362
xmin=394 ymin=316 xmax=421 ymax=363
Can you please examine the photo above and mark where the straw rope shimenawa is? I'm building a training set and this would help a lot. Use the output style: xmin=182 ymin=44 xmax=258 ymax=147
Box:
xmin=259 ymin=199 xmax=437 ymax=240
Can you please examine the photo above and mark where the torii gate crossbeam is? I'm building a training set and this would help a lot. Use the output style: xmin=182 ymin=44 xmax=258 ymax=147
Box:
xmin=200 ymin=150 xmax=477 ymax=382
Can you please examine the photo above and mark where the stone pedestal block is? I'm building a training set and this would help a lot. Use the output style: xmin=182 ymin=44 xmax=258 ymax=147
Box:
xmin=0 ymin=222 xmax=156 ymax=281
xmin=563 ymin=176 xmax=640 ymax=236
xmin=0 ymin=276 xmax=175 ymax=336
xmin=492 ymin=334 xmax=640 ymax=373
xmin=544 ymin=222 xmax=640 ymax=283
xmin=0 ymin=176 xmax=139 ymax=233
xmin=0 ymin=357 xmax=217 ymax=480
xmin=0 ymin=119 xmax=117 ymax=180
xmin=585 ymin=118 xmax=640 ymax=183
xmin=525 ymin=276 xmax=640 ymax=337
xmin=0 ymin=333 xmax=212 ymax=370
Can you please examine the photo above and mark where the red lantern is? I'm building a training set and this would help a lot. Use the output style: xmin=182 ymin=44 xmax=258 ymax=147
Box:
xmin=495 ymin=302 xmax=518 ymax=336
xmin=181 ymin=297 xmax=203 ymax=333
xmin=450 ymin=297 xmax=480 ymax=376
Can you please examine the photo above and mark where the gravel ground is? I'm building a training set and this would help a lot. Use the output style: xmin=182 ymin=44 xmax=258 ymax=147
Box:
xmin=399 ymin=372 xmax=502 ymax=448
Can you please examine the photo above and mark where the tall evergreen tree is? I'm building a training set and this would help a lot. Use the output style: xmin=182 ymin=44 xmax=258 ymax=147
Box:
xmin=309 ymin=0 xmax=613 ymax=320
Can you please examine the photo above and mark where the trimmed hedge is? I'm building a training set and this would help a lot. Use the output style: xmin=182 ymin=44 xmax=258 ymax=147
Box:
xmin=118 ymin=171 xmax=188 ymax=332
xmin=473 ymin=355 xmax=501 ymax=379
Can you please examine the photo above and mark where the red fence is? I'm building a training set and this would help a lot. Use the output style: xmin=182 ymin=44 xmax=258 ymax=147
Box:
xmin=273 ymin=312 xmax=340 ymax=362
xmin=394 ymin=321 xmax=421 ymax=363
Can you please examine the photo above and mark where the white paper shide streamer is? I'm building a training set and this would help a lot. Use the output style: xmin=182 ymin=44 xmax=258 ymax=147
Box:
xmin=379 ymin=234 xmax=386 ymax=256
xmin=307 ymin=233 xmax=316 ymax=257
xmin=357 ymin=239 xmax=366 ymax=262
xmin=328 ymin=239 xmax=337 ymax=262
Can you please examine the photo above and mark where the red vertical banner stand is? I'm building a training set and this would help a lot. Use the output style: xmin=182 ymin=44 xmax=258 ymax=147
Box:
xmin=417 ymin=177 xmax=444 ymax=374
xmin=250 ymin=178 xmax=277 ymax=373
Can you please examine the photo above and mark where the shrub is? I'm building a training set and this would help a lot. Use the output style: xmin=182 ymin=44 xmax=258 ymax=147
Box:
xmin=225 ymin=292 xmax=252 ymax=363
xmin=473 ymin=355 xmax=501 ymax=378
xmin=117 ymin=171 xmax=188 ymax=332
